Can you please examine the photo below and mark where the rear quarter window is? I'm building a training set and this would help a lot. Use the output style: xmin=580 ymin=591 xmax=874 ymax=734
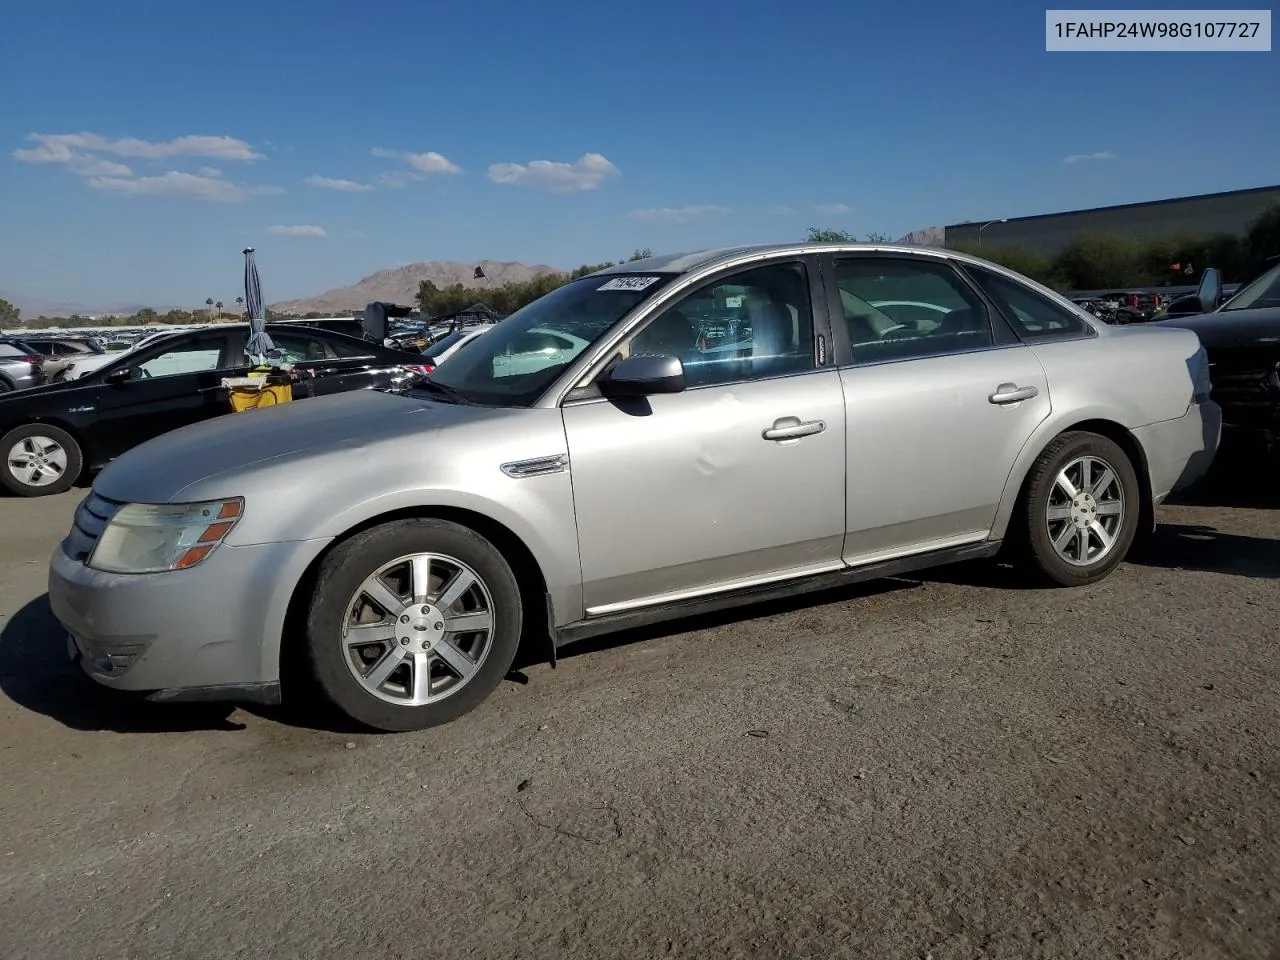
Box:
xmin=967 ymin=267 xmax=1094 ymax=341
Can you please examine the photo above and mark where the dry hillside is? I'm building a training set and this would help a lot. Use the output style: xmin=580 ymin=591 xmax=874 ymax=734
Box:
xmin=269 ymin=259 xmax=560 ymax=314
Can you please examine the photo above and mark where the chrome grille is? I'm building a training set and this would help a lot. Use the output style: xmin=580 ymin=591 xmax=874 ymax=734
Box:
xmin=63 ymin=492 xmax=124 ymax=562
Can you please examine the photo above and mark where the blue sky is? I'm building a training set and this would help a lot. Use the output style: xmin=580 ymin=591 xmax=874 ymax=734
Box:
xmin=2 ymin=0 xmax=1276 ymax=310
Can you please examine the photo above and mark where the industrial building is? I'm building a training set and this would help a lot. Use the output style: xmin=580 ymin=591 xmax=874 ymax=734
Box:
xmin=945 ymin=184 xmax=1280 ymax=255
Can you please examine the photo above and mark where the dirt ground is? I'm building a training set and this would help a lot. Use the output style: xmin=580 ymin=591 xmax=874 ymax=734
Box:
xmin=0 ymin=467 xmax=1277 ymax=960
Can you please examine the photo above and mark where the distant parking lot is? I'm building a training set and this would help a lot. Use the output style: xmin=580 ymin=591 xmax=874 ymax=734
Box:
xmin=1 ymin=469 xmax=1277 ymax=959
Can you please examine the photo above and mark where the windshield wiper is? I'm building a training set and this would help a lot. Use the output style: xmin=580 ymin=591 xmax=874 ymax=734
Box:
xmin=408 ymin=378 xmax=470 ymax=404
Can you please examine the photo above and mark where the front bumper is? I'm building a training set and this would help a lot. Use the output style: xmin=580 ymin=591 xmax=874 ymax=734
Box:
xmin=49 ymin=533 xmax=331 ymax=702
xmin=1132 ymin=400 xmax=1222 ymax=503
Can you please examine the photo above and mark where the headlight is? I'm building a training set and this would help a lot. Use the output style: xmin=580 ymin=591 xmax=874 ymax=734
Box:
xmin=88 ymin=498 xmax=243 ymax=574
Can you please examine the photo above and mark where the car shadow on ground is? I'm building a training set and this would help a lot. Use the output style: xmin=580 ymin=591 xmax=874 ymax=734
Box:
xmin=1 ymin=577 xmax=923 ymax=735
xmin=0 ymin=594 xmax=248 ymax=733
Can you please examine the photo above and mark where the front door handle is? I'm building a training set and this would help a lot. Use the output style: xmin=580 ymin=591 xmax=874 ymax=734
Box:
xmin=763 ymin=416 xmax=826 ymax=441
xmin=989 ymin=383 xmax=1039 ymax=405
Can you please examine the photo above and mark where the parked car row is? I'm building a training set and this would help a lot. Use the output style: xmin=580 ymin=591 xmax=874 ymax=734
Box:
xmin=0 ymin=323 xmax=430 ymax=496
xmin=44 ymin=243 xmax=1220 ymax=734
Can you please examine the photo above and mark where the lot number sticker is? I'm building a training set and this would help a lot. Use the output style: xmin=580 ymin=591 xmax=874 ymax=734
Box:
xmin=598 ymin=276 xmax=662 ymax=291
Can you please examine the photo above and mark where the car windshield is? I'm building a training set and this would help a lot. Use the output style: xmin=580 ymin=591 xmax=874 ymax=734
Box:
xmin=1221 ymin=262 xmax=1280 ymax=311
xmin=421 ymin=273 xmax=676 ymax=405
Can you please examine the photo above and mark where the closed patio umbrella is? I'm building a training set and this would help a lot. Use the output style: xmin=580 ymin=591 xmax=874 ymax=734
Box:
xmin=243 ymin=247 xmax=275 ymax=362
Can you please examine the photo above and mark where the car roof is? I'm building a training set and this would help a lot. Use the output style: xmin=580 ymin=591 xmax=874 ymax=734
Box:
xmin=588 ymin=242 xmax=1003 ymax=278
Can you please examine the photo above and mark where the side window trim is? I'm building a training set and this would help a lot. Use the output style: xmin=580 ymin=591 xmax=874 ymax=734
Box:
xmin=822 ymin=251 xmax=1013 ymax=369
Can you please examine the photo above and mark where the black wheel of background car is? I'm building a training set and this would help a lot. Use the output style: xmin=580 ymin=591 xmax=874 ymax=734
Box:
xmin=0 ymin=379 xmax=12 ymax=393
xmin=305 ymin=518 xmax=523 ymax=732
xmin=0 ymin=423 xmax=83 ymax=497
xmin=1009 ymin=431 xmax=1140 ymax=587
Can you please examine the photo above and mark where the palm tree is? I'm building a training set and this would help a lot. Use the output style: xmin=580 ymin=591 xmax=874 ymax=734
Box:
xmin=215 ymin=300 xmax=224 ymax=321
xmin=235 ymin=296 xmax=244 ymax=317
xmin=205 ymin=297 xmax=214 ymax=322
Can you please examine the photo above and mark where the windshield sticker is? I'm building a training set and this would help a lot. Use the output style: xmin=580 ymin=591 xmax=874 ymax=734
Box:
xmin=597 ymin=276 xmax=662 ymax=292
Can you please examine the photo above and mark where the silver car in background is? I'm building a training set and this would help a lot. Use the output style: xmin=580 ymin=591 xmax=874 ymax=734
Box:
xmin=0 ymin=340 xmax=47 ymax=392
xmin=49 ymin=244 xmax=1221 ymax=731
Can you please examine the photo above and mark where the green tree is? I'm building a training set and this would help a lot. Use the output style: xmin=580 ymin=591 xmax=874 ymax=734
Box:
xmin=863 ymin=232 xmax=891 ymax=243
xmin=806 ymin=227 xmax=856 ymax=243
xmin=0 ymin=298 xmax=19 ymax=326
xmin=629 ymin=248 xmax=653 ymax=261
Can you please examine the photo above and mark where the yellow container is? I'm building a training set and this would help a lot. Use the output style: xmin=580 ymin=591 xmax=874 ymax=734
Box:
xmin=227 ymin=382 xmax=293 ymax=413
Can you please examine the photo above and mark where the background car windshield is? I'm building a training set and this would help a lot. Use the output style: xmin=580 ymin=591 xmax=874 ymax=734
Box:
xmin=1221 ymin=263 xmax=1280 ymax=311
xmin=426 ymin=273 xmax=674 ymax=405
xmin=424 ymin=329 xmax=471 ymax=356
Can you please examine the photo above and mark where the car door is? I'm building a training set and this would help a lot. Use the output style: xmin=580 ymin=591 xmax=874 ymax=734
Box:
xmin=824 ymin=253 xmax=1053 ymax=563
xmin=561 ymin=257 xmax=847 ymax=615
xmin=91 ymin=331 xmax=240 ymax=460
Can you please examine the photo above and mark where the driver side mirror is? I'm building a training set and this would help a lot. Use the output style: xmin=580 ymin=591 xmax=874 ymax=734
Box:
xmin=104 ymin=366 xmax=140 ymax=384
xmin=599 ymin=355 xmax=686 ymax=398
xmin=1196 ymin=267 xmax=1223 ymax=314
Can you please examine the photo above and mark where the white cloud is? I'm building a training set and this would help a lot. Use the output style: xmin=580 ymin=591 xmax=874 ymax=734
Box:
xmin=768 ymin=204 xmax=794 ymax=216
xmin=267 ymin=224 xmax=327 ymax=237
xmin=1063 ymin=151 xmax=1115 ymax=164
xmin=16 ymin=132 xmax=264 ymax=161
xmin=815 ymin=202 xmax=850 ymax=216
xmin=305 ymin=174 xmax=374 ymax=191
xmin=87 ymin=170 xmax=283 ymax=203
xmin=405 ymin=151 xmax=460 ymax=174
xmin=627 ymin=204 xmax=731 ymax=223
xmin=15 ymin=132 xmax=279 ymax=201
xmin=370 ymin=147 xmax=461 ymax=179
xmin=488 ymin=152 xmax=619 ymax=192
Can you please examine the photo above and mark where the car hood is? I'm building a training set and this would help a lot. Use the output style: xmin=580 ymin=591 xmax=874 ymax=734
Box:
xmin=1156 ymin=307 xmax=1280 ymax=349
xmin=92 ymin=388 xmax=513 ymax=503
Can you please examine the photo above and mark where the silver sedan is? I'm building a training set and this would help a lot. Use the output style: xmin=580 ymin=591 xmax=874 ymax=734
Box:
xmin=49 ymin=243 xmax=1221 ymax=731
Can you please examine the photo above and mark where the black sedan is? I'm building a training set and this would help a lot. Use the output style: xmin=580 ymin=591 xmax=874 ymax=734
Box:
xmin=0 ymin=323 xmax=430 ymax=497
xmin=1158 ymin=262 xmax=1280 ymax=457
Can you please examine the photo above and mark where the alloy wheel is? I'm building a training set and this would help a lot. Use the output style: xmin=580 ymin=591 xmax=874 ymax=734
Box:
xmin=7 ymin=436 xmax=69 ymax=488
xmin=1045 ymin=455 xmax=1126 ymax=567
xmin=341 ymin=552 xmax=496 ymax=706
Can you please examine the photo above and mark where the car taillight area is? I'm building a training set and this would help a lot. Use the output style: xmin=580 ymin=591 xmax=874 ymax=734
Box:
xmin=401 ymin=364 xmax=434 ymax=376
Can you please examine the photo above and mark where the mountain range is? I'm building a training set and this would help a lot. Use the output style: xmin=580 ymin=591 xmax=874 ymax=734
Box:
xmin=3 ymin=228 xmax=946 ymax=320
xmin=268 ymin=259 xmax=561 ymax=315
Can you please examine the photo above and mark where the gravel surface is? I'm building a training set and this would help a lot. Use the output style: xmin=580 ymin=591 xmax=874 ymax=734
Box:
xmin=1 ymin=469 xmax=1276 ymax=960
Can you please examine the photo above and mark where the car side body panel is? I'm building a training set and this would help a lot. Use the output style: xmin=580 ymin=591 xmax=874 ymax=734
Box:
xmin=987 ymin=324 xmax=1214 ymax=538
xmin=839 ymin=344 xmax=1051 ymax=562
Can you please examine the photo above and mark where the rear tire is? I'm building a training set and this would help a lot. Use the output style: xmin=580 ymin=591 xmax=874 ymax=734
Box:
xmin=1009 ymin=431 xmax=1140 ymax=587
xmin=305 ymin=518 xmax=523 ymax=732
xmin=1 ymin=423 xmax=83 ymax=497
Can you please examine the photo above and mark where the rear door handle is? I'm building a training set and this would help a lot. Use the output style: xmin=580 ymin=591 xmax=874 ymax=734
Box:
xmin=988 ymin=383 xmax=1039 ymax=405
xmin=763 ymin=416 xmax=826 ymax=441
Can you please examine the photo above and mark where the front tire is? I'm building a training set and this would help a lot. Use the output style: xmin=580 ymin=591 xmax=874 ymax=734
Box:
xmin=1 ymin=423 xmax=83 ymax=497
xmin=305 ymin=518 xmax=523 ymax=732
xmin=1010 ymin=431 xmax=1140 ymax=587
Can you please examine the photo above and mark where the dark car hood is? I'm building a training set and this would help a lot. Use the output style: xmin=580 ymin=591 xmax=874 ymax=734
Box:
xmin=1156 ymin=307 xmax=1280 ymax=349
xmin=92 ymin=388 xmax=507 ymax=503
